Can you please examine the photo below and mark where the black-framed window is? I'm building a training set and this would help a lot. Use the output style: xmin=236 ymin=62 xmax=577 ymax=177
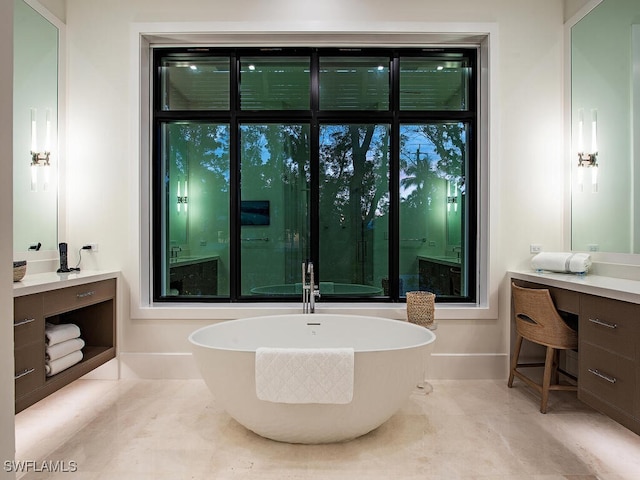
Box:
xmin=152 ymin=47 xmax=477 ymax=303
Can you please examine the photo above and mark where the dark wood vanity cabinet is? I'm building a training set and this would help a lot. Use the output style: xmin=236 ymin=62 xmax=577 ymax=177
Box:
xmin=13 ymin=296 xmax=46 ymax=400
xmin=419 ymin=259 xmax=460 ymax=295
xmin=13 ymin=278 xmax=117 ymax=413
xmin=578 ymin=295 xmax=640 ymax=433
xmin=170 ymin=259 xmax=218 ymax=296
xmin=512 ymin=278 xmax=640 ymax=435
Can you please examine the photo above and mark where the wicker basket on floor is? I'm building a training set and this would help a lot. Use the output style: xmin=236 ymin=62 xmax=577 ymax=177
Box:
xmin=406 ymin=291 xmax=435 ymax=328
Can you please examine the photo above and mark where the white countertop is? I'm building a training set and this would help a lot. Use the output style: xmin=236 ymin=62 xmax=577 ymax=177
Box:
xmin=509 ymin=270 xmax=640 ymax=305
xmin=417 ymin=255 xmax=461 ymax=267
xmin=169 ymin=255 xmax=219 ymax=267
xmin=13 ymin=270 xmax=120 ymax=297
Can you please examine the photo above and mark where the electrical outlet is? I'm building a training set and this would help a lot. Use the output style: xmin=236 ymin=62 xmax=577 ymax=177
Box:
xmin=529 ymin=244 xmax=542 ymax=254
xmin=588 ymin=244 xmax=599 ymax=252
xmin=88 ymin=243 xmax=99 ymax=252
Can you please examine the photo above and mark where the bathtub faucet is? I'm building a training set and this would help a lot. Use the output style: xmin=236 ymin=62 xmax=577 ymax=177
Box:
xmin=302 ymin=261 xmax=320 ymax=313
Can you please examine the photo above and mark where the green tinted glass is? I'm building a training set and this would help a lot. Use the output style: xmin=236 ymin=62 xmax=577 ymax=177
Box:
xmin=240 ymin=57 xmax=310 ymax=110
xmin=400 ymin=57 xmax=471 ymax=111
xmin=160 ymin=57 xmax=230 ymax=110
xmin=398 ymin=123 xmax=468 ymax=298
xmin=239 ymin=124 xmax=311 ymax=296
xmin=161 ymin=122 xmax=230 ymax=298
xmin=318 ymin=124 xmax=390 ymax=297
xmin=319 ymin=57 xmax=390 ymax=110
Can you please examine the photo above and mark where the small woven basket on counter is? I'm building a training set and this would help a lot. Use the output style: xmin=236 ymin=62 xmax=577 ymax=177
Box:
xmin=406 ymin=290 xmax=435 ymax=328
xmin=13 ymin=260 xmax=27 ymax=282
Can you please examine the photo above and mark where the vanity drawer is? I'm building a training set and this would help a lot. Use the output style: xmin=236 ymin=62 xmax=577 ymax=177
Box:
xmin=14 ymin=343 xmax=45 ymax=398
xmin=580 ymin=343 xmax=636 ymax=413
xmin=580 ymin=295 xmax=640 ymax=360
xmin=14 ymin=296 xmax=44 ymax=347
xmin=42 ymin=279 xmax=116 ymax=316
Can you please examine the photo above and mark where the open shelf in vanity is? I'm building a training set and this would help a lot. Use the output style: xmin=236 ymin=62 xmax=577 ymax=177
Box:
xmin=13 ymin=271 xmax=118 ymax=413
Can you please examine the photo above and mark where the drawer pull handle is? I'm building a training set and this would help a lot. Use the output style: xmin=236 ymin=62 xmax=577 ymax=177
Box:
xmin=76 ymin=290 xmax=96 ymax=299
xmin=588 ymin=368 xmax=617 ymax=384
xmin=14 ymin=368 xmax=35 ymax=380
xmin=13 ymin=318 xmax=36 ymax=327
xmin=588 ymin=318 xmax=618 ymax=329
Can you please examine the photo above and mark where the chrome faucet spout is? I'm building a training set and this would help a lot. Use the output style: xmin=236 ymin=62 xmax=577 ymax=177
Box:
xmin=302 ymin=262 xmax=309 ymax=313
xmin=302 ymin=261 xmax=320 ymax=313
xmin=309 ymin=262 xmax=315 ymax=313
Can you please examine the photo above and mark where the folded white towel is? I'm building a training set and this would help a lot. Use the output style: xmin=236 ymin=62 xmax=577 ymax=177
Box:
xmin=45 ymin=350 xmax=83 ymax=377
xmin=45 ymin=323 xmax=81 ymax=346
xmin=255 ymin=347 xmax=354 ymax=404
xmin=531 ymin=252 xmax=591 ymax=274
xmin=46 ymin=337 xmax=85 ymax=361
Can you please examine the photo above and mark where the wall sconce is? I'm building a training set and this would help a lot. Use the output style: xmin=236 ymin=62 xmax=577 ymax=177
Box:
xmin=177 ymin=178 xmax=188 ymax=213
xmin=29 ymin=108 xmax=51 ymax=192
xmin=447 ymin=180 xmax=458 ymax=212
xmin=577 ymin=108 xmax=598 ymax=192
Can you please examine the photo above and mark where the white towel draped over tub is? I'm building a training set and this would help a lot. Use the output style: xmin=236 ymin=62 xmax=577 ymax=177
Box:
xmin=531 ymin=252 xmax=592 ymax=274
xmin=255 ymin=347 xmax=355 ymax=404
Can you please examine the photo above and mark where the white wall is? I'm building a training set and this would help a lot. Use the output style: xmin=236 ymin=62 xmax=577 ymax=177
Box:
xmin=1 ymin=0 xmax=15 ymax=475
xmin=564 ymin=0 xmax=593 ymax=21
xmin=64 ymin=0 xmax=566 ymax=379
xmin=36 ymin=0 xmax=64 ymax=22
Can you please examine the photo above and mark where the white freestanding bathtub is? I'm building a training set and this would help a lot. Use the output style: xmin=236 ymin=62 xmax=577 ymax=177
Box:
xmin=189 ymin=314 xmax=436 ymax=444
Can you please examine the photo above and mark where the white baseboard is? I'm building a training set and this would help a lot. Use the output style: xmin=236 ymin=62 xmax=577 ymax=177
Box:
xmin=119 ymin=352 xmax=201 ymax=379
xmin=117 ymin=352 xmax=508 ymax=381
xmin=427 ymin=353 xmax=509 ymax=380
xmin=81 ymin=358 xmax=119 ymax=380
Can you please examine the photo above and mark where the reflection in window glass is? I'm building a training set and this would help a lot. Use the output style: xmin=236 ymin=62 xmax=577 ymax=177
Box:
xmin=240 ymin=57 xmax=310 ymax=110
xmin=239 ymin=124 xmax=310 ymax=296
xmin=160 ymin=57 xmax=230 ymax=110
xmin=399 ymin=123 xmax=468 ymax=297
xmin=153 ymin=47 xmax=477 ymax=303
xmin=319 ymin=57 xmax=390 ymax=110
xmin=400 ymin=57 xmax=470 ymax=110
xmin=160 ymin=122 xmax=230 ymax=298
xmin=319 ymin=124 xmax=390 ymax=297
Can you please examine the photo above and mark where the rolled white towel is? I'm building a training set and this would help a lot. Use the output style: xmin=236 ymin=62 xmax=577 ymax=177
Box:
xmin=46 ymin=337 xmax=85 ymax=361
xmin=45 ymin=350 xmax=83 ymax=377
xmin=531 ymin=252 xmax=591 ymax=274
xmin=45 ymin=322 xmax=81 ymax=346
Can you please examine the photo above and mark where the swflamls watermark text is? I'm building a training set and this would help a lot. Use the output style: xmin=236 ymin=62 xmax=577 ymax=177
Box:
xmin=4 ymin=460 xmax=78 ymax=473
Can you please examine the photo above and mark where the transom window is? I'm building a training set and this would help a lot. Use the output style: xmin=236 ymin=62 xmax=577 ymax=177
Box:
xmin=152 ymin=47 xmax=477 ymax=303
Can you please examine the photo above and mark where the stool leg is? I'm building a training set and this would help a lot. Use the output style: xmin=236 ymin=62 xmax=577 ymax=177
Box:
xmin=552 ymin=350 xmax=560 ymax=385
xmin=540 ymin=346 xmax=555 ymax=414
xmin=508 ymin=334 xmax=523 ymax=388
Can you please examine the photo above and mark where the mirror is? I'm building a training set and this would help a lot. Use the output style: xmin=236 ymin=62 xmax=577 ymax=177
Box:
xmin=13 ymin=0 xmax=59 ymax=255
xmin=571 ymin=0 xmax=640 ymax=253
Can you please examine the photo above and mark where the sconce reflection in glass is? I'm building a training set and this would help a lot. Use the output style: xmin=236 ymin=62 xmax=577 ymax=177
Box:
xmin=29 ymin=108 xmax=52 ymax=192
xmin=177 ymin=178 xmax=188 ymax=214
xmin=576 ymin=108 xmax=598 ymax=193
xmin=446 ymin=179 xmax=458 ymax=213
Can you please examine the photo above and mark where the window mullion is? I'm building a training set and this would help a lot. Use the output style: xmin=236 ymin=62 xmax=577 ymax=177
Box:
xmin=389 ymin=54 xmax=400 ymax=301
xmin=230 ymin=52 xmax=241 ymax=301
xmin=310 ymin=50 xmax=320 ymax=278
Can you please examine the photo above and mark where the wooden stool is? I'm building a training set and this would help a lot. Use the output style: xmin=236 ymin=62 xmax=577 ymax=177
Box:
xmin=508 ymin=282 xmax=578 ymax=413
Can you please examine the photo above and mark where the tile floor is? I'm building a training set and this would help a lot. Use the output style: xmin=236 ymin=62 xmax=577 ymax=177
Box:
xmin=14 ymin=378 xmax=640 ymax=479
